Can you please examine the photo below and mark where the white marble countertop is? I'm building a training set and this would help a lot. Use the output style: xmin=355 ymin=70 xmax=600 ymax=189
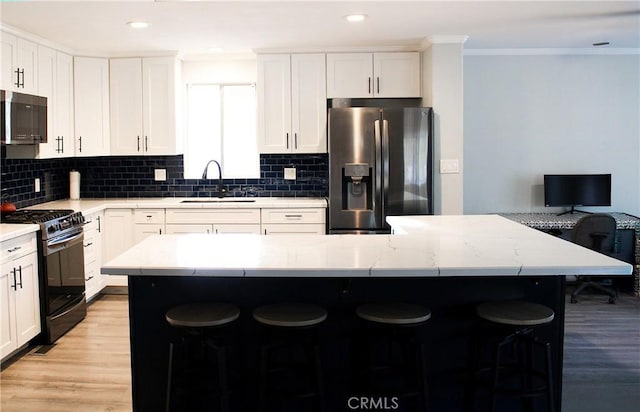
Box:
xmin=0 ymin=223 xmax=39 ymax=243
xmin=102 ymin=215 xmax=632 ymax=278
xmin=27 ymin=197 xmax=327 ymax=216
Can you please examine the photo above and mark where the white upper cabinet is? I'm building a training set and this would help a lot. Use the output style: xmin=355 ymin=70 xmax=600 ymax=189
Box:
xmin=257 ymin=53 xmax=326 ymax=154
xmin=37 ymin=46 xmax=74 ymax=158
xmin=1 ymin=32 xmax=38 ymax=94
xmin=110 ymin=56 xmax=181 ymax=155
xmin=74 ymin=56 xmax=110 ymax=156
xmin=326 ymin=52 xmax=421 ymax=98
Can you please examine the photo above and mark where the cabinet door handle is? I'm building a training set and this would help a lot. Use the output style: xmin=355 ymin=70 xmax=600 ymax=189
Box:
xmin=368 ymin=77 xmax=371 ymax=94
xmin=286 ymin=133 xmax=289 ymax=149
xmin=137 ymin=136 xmax=140 ymax=152
xmin=19 ymin=69 xmax=24 ymax=88
xmin=97 ymin=216 xmax=101 ymax=232
xmin=11 ymin=268 xmax=17 ymax=290
xmin=377 ymin=77 xmax=380 ymax=94
xmin=14 ymin=68 xmax=20 ymax=88
xmin=294 ymin=133 xmax=298 ymax=149
xmin=159 ymin=228 xmax=162 ymax=235
xmin=7 ymin=246 xmax=22 ymax=253
xmin=78 ymin=136 xmax=82 ymax=152
xmin=16 ymin=266 xmax=23 ymax=289
xmin=264 ymin=229 xmax=267 ymax=235
xmin=145 ymin=136 xmax=148 ymax=152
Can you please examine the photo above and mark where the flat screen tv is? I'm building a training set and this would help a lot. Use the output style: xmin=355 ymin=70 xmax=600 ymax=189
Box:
xmin=544 ymin=174 xmax=611 ymax=215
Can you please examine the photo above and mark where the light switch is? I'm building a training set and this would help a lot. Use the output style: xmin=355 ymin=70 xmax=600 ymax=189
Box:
xmin=284 ymin=167 xmax=296 ymax=180
xmin=154 ymin=169 xmax=167 ymax=181
xmin=439 ymin=159 xmax=460 ymax=174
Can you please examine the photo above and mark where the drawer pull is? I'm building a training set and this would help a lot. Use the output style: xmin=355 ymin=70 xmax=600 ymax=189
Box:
xmin=284 ymin=214 xmax=303 ymax=219
xmin=84 ymin=242 xmax=93 ymax=247
xmin=7 ymin=246 xmax=22 ymax=253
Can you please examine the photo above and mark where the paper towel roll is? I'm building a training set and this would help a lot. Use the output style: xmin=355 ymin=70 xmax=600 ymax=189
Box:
xmin=69 ymin=170 xmax=80 ymax=200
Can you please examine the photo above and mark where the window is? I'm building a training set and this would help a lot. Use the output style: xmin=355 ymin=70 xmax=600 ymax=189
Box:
xmin=184 ymin=83 xmax=259 ymax=179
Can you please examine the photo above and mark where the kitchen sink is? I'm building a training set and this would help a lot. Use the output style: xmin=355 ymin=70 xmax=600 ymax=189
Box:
xmin=180 ymin=199 xmax=256 ymax=203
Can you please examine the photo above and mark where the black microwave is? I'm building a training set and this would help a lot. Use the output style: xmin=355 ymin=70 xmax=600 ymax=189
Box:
xmin=1 ymin=90 xmax=47 ymax=144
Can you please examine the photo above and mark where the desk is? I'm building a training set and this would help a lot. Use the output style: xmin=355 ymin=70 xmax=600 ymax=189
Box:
xmin=500 ymin=212 xmax=640 ymax=296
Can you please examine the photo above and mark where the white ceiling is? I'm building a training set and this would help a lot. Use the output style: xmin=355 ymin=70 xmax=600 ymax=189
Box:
xmin=1 ymin=1 xmax=639 ymax=59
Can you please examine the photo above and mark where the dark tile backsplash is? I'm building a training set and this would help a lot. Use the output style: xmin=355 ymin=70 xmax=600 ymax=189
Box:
xmin=0 ymin=147 xmax=328 ymax=209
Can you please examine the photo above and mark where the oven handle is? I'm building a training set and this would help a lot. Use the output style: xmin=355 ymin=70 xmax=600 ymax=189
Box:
xmin=50 ymin=294 xmax=85 ymax=321
xmin=48 ymin=231 xmax=84 ymax=248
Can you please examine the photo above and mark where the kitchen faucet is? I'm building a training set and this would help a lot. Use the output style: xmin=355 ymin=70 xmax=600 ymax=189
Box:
xmin=201 ymin=159 xmax=226 ymax=198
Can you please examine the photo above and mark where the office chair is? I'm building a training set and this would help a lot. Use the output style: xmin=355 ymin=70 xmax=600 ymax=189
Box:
xmin=570 ymin=213 xmax=618 ymax=304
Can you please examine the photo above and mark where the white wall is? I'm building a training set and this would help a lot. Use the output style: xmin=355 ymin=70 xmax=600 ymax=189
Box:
xmin=182 ymin=58 xmax=257 ymax=84
xmin=463 ymin=53 xmax=640 ymax=216
xmin=422 ymin=39 xmax=466 ymax=215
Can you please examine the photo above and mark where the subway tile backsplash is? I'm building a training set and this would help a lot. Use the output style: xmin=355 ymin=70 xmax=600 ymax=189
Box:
xmin=0 ymin=148 xmax=328 ymax=209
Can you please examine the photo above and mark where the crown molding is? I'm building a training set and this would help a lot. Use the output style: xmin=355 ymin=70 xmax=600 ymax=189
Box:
xmin=464 ymin=48 xmax=640 ymax=56
xmin=420 ymin=35 xmax=470 ymax=50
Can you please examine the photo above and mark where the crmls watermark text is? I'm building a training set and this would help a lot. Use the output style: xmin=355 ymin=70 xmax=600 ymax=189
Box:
xmin=347 ymin=396 xmax=400 ymax=410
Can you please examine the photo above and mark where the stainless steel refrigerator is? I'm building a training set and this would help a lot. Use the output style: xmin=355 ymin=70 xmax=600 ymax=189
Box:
xmin=328 ymin=106 xmax=433 ymax=234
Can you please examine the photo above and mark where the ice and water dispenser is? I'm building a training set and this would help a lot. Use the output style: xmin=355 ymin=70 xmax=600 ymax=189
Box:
xmin=342 ymin=163 xmax=372 ymax=210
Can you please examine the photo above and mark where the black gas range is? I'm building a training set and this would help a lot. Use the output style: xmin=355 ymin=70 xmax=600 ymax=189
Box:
xmin=2 ymin=209 xmax=87 ymax=344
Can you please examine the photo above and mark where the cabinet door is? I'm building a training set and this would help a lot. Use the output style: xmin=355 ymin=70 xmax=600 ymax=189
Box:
xmin=13 ymin=252 xmax=40 ymax=346
xmin=0 ymin=32 xmax=17 ymax=91
xmin=37 ymin=45 xmax=58 ymax=158
xmin=134 ymin=224 xmax=164 ymax=243
xmin=291 ymin=54 xmax=326 ymax=153
xmin=55 ymin=51 xmax=75 ymax=156
xmin=110 ymin=58 xmax=143 ymax=155
xmin=74 ymin=57 xmax=110 ymax=156
xmin=326 ymin=53 xmax=373 ymax=98
xmin=373 ymin=52 xmax=421 ymax=98
xmin=263 ymin=224 xmax=326 ymax=235
xmin=165 ymin=224 xmax=213 ymax=235
xmin=257 ymin=54 xmax=292 ymax=153
xmin=143 ymin=57 xmax=179 ymax=155
xmin=103 ymin=209 xmax=134 ymax=262
xmin=16 ymin=38 xmax=38 ymax=94
xmin=0 ymin=268 xmax=17 ymax=359
xmin=214 ymin=224 xmax=261 ymax=235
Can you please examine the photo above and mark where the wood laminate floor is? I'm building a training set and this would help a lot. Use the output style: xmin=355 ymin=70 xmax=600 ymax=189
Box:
xmin=0 ymin=294 xmax=131 ymax=412
xmin=1 ymin=291 xmax=639 ymax=411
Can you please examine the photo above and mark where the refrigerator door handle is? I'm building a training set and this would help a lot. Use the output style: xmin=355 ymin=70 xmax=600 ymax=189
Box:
xmin=382 ymin=119 xmax=390 ymax=220
xmin=374 ymin=119 xmax=383 ymax=224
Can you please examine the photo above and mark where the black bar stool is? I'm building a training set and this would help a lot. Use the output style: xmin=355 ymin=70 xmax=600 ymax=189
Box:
xmin=165 ymin=302 xmax=240 ymax=412
xmin=253 ymin=303 xmax=327 ymax=412
xmin=354 ymin=302 xmax=431 ymax=411
xmin=469 ymin=300 xmax=555 ymax=412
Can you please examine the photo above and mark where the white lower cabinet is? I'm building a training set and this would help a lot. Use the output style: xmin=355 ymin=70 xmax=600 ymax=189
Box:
xmin=1 ymin=233 xmax=41 ymax=360
xmin=261 ymin=208 xmax=326 ymax=235
xmin=102 ymin=209 xmax=134 ymax=286
xmin=133 ymin=209 xmax=165 ymax=243
xmin=165 ymin=209 xmax=261 ymax=235
xmin=84 ymin=211 xmax=105 ymax=301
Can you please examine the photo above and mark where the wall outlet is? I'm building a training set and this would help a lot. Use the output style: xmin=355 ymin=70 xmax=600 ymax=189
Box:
xmin=284 ymin=167 xmax=296 ymax=180
xmin=439 ymin=159 xmax=460 ymax=174
xmin=154 ymin=169 xmax=167 ymax=181
xmin=34 ymin=178 xmax=41 ymax=192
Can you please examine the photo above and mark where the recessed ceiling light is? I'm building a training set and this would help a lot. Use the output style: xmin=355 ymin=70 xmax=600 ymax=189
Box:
xmin=127 ymin=21 xmax=150 ymax=29
xmin=345 ymin=14 xmax=367 ymax=23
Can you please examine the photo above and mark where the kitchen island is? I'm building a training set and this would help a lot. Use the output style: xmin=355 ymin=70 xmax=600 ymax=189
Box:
xmin=102 ymin=215 xmax=632 ymax=411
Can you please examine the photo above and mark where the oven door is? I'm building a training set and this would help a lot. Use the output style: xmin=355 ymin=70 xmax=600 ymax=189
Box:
xmin=44 ymin=230 xmax=86 ymax=315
